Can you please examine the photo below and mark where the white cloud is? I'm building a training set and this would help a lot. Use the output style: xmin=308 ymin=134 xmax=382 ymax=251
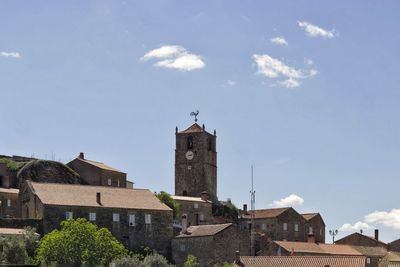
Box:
xmin=226 ymin=80 xmax=236 ymax=86
xmin=298 ymin=21 xmax=336 ymax=39
xmin=253 ymin=54 xmax=317 ymax=88
xmin=271 ymin=36 xmax=288 ymax=46
xmin=339 ymin=221 xmax=371 ymax=232
xmin=0 ymin=51 xmax=21 ymax=58
xmin=304 ymin=58 xmax=314 ymax=66
xmin=365 ymin=209 xmax=400 ymax=230
xmin=270 ymin=194 xmax=304 ymax=207
xmin=141 ymin=45 xmax=205 ymax=71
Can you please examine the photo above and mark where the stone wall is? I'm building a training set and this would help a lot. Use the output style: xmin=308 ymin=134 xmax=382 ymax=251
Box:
xmin=0 ymin=218 xmax=43 ymax=233
xmin=42 ymin=205 xmax=173 ymax=255
xmin=174 ymin=199 xmax=212 ymax=226
xmin=0 ymin=190 xmax=19 ymax=218
xmin=305 ymin=215 xmax=325 ymax=243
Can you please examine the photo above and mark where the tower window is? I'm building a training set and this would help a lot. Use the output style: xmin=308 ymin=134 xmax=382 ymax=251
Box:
xmin=208 ymin=138 xmax=212 ymax=151
xmin=182 ymin=190 xmax=187 ymax=196
xmin=187 ymin=136 xmax=193 ymax=150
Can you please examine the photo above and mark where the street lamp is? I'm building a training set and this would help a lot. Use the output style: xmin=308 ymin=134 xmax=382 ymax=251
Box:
xmin=329 ymin=229 xmax=338 ymax=244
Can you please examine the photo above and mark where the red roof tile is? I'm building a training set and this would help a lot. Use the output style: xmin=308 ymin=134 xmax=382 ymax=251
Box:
xmin=233 ymin=256 xmax=366 ymax=267
xmin=243 ymin=208 xmax=290 ymax=219
xmin=178 ymin=123 xmax=203 ymax=134
xmin=175 ymin=223 xmax=232 ymax=238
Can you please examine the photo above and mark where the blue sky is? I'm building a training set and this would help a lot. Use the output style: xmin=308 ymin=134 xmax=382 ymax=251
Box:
xmin=1 ymin=0 xmax=400 ymax=242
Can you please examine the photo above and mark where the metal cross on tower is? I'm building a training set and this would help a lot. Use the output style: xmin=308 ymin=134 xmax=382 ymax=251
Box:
xmin=190 ymin=110 xmax=199 ymax=122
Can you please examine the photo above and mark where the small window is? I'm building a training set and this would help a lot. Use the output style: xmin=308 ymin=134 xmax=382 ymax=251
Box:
xmin=261 ymin=223 xmax=267 ymax=230
xmin=117 ymin=180 xmax=120 ymax=187
xmin=194 ymin=203 xmax=199 ymax=209
xmin=187 ymin=136 xmax=194 ymax=149
xmin=294 ymin=223 xmax=299 ymax=232
xmin=309 ymin=226 xmax=313 ymax=234
xmin=208 ymin=138 xmax=212 ymax=151
xmin=283 ymin=223 xmax=288 ymax=231
xmin=145 ymin=214 xmax=151 ymax=224
xmin=129 ymin=214 xmax=136 ymax=226
xmin=89 ymin=212 xmax=96 ymax=221
xmin=6 ymin=199 xmax=11 ymax=207
xmin=180 ymin=244 xmax=186 ymax=252
xmin=108 ymin=178 xmax=112 ymax=186
xmin=366 ymin=257 xmax=371 ymax=264
xmin=113 ymin=213 xmax=120 ymax=222
xmin=65 ymin=211 xmax=73 ymax=220
xmin=199 ymin=213 xmax=204 ymax=221
xmin=182 ymin=190 xmax=187 ymax=196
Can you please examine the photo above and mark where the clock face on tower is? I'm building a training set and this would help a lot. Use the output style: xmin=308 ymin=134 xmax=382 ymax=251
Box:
xmin=185 ymin=150 xmax=194 ymax=160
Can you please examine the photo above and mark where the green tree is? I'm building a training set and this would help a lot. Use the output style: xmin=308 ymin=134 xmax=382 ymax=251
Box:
xmin=184 ymin=254 xmax=199 ymax=267
xmin=112 ymin=254 xmax=144 ymax=267
xmin=35 ymin=218 xmax=127 ymax=266
xmin=156 ymin=191 xmax=180 ymax=219
xmin=213 ymin=262 xmax=233 ymax=267
xmin=143 ymin=253 xmax=175 ymax=267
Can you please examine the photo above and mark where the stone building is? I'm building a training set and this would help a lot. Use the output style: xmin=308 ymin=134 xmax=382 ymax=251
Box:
xmin=171 ymin=193 xmax=213 ymax=226
xmin=67 ymin=152 xmax=127 ymax=187
xmin=175 ymin=123 xmax=217 ymax=201
xmin=335 ymin=230 xmax=387 ymax=248
xmin=172 ymin=223 xmax=250 ymax=266
xmin=0 ymin=188 xmax=19 ymax=218
xmin=301 ymin=213 xmax=325 ymax=243
xmin=19 ymin=181 xmax=173 ymax=254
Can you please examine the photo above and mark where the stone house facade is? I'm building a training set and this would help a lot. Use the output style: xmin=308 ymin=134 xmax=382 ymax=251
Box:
xmin=67 ymin=152 xmax=127 ymax=188
xmin=0 ymin=188 xmax=19 ymax=218
xmin=335 ymin=231 xmax=387 ymax=248
xmin=302 ymin=213 xmax=325 ymax=243
xmin=171 ymin=194 xmax=212 ymax=227
xmin=172 ymin=223 xmax=250 ymax=267
xmin=175 ymin=123 xmax=218 ymax=201
xmin=19 ymin=181 xmax=173 ymax=254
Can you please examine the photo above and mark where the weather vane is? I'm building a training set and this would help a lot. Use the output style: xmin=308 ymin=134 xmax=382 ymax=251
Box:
xmin=190 ymin=110 xmax=199 ymax=122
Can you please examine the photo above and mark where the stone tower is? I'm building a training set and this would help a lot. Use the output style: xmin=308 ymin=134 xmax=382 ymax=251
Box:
xmin=175 ymin=123 xmax=217 ymax=201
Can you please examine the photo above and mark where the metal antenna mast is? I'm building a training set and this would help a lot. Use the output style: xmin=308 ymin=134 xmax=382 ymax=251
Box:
xmin=250 ymin=165 xmax=256 ymax=257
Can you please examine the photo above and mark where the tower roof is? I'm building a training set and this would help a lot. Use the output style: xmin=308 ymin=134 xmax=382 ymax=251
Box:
xmin=178 ymin=123 xmax=204 ymax=134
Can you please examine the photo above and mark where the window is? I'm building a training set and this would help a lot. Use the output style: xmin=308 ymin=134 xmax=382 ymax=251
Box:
xmin=283 ymin=223 xmax=288 ymax=231
xmin=261 ymin=223 xmax=267 ymax=230
xmin=65 ymin=211 xmax=73 ymax=220
xmin=145 ymin=214 xmax=151 ymax=224
xmin=208 ymin=138 xmax=212 ymax=151
xmin=182 ymin=190 xmax=187 ymax=196
xmin=129 ymin=214 xmax=136 ymax=226
xmin=309 ymin=226 xmax=313 ymax=234
xmin=180 ymin=244 xmax=186 ymax=252
xmin=194 ymin=203 xmax=199 ymax=209
xmin=113 ymin=213 xmax=120 ymax=222
xmin=6 ymin=199 xmax=11 ymax=207
xmin=294 ymin=223 xmax=299 ymax=232
xmin=89 ymin=212 xmax=96 ymax=221
xmin=366 ymin=258 xmax=371 ymax=264
xmin=117 ymin=180 xmax=120 ymax=187
xmin=199 ymin=213 xmax=204 ymax=222
xmin=108 ymin=178 xmax=112 ymax=186
xmin=187 ymin=136 xmax=193 ymax=149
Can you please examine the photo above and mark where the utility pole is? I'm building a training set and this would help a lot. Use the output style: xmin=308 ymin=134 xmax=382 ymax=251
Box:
xmin=250 ymin=165 xmax=256 ymax=257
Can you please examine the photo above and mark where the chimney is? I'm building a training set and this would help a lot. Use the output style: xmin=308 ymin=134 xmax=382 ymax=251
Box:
xmin=78 ymin=152 xmax=84 ymax=159
xmin=235 ymin=251 xmax=241 ymax=264
xmin=181 ymin=214 xmax=188 ymax=234
xmin=307 ymin=233 xmax=316 ymax=243
xmin=96 ymin=192 xmax=101 ymax=205
xmin=375 ymin=229 xmax=379 ymax=240
xmin=201 ymin=191 xmax=209 ymax=201
xmin=202 ymin=124 xmax=205 ymax=131
xmin=243 ymin=204 xmax=248 ymax=213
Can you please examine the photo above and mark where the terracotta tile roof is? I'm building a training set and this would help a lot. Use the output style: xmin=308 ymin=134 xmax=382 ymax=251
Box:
xmin=275 ymin=241 xmax=363 ymax=255
xmin=29 ymin=181 xmax=171 ymax=211
xmin=175 ymin=223 xmax=232 ymax=238
xmin=351 ymin=245 xmax=387 ymax=257
xmin=0 ymin=228 xmax=27 ymax=235
xmin=171 ymin=195 xmax=212 ymax=203
xmin=77 ymin=158 xmax=124 ymax=173
xmin=0 ymin=188 xmax=19 ymax=194
xmin=178 ymin=123 xmax=203 ymax=134
xmin=243 ymin=208 xmax=290 ymax=219
xmin=233 ymin=256 xmax=366 ymax=267
xmin=301 ymin=213 xmax=319 ymax=220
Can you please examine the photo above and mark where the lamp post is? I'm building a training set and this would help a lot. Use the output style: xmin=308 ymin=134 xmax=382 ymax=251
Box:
xmin=329 ymin=229 xmax=339 ymax=244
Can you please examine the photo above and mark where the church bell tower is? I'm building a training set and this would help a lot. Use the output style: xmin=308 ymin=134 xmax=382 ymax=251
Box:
xmin=175 ymin=113 xmax=217 ymax=201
